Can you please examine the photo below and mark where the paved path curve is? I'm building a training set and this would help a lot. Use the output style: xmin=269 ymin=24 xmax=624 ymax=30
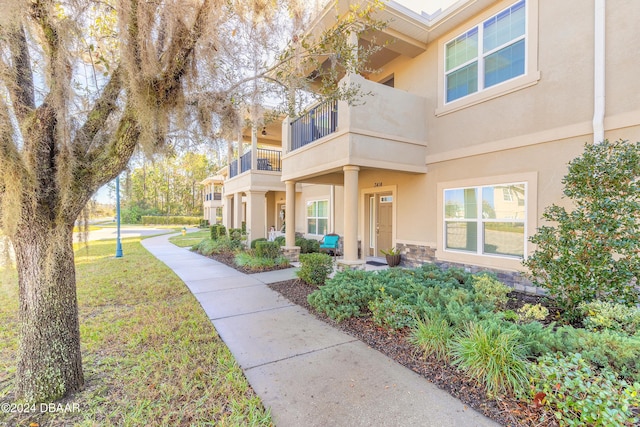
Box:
xmin=142 ymin=233 xmax=500 ymax=427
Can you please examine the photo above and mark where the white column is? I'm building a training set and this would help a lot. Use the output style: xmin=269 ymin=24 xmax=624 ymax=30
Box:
xmin=233 ymin=192 xmax=243 ymax=229
xmin=223 ymin=195 xmax=233 ymax=228
xmin=343 ymin=165 xmax=360 ymax=263
xmin=285 ymin=180 xmax=296 ymax=247
xmin=246 ymin=190 xmax=267 ymax=241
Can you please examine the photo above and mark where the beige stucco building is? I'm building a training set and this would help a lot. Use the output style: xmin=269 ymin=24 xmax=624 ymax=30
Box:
xmin=204 ymin=0 xmax=640 ymax=289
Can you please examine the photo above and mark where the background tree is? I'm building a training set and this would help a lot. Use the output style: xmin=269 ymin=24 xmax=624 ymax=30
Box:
xmin=0 ymin=0 xmax=384 ymax=403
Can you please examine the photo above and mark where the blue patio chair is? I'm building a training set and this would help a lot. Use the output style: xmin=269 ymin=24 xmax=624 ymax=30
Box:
xmin=319 ymin=234 xmax=340 ymax=258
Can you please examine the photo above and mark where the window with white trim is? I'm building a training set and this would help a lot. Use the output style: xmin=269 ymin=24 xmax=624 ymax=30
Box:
xmin=306 ymin=200 xmax=328 ymax=235
xmin=444 ymin=183 xmax=526 ymax=257
xmin=445 ymin=0 xmax=526 ymax=103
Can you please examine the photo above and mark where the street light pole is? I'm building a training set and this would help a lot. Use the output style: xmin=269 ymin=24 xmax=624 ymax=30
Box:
xmin=115 ymin=175 xmax=123 ymax=258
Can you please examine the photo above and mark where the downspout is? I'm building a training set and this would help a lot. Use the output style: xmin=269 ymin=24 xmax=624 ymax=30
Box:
xmin=593 ymin=0 xmax=605 ymax=144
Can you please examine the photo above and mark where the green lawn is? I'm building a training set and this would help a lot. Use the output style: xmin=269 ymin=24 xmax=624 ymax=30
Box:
xmin=0 ymin=237 xmax=271 ymax=426
xmin=169 ymin=229 xmax=211 ymax=248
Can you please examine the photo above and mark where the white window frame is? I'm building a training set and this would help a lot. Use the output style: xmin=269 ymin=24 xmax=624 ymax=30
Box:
xmin=443 ymin=182 xmax=527 ymax=259
xmin=306 ymin=199 xmax=329 ymax=236
xmin=445 ymin=0 xmax=526 ymax=103
xmin=436 ymin=0 xmax=540 ymax=116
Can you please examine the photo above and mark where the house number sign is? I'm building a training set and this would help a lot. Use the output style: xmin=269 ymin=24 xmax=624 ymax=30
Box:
xmin=374 ymin=182 xmax=383 ymax=187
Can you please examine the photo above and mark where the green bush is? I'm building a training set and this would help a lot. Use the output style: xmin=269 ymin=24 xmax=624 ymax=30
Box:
xmin=530 ymin=353 xmax=640 ymax=427
xmin=580 ymin=300 xmax=640 ymax=335
xmin=307 ymin=270 xmax=379 ymax=321
xmin=228 ymin=228 xmax=244 ymax=241
xmin=516 ymin=303 xmax=549 ymax=323
xmin=255 ymin=241 xmax=281 ymax=259
xmin=409 ymin=312 xmax=454 ymax=362
xmin=538 ymin=325 xmax=640 ymax=380
xmin=471 ymin=273 xmax=510 ymax=311
xmin=524 ymin=140 xmax=640 ymax=322
xmin=295 ymin=237 xmax=320 ymax=254
xmin=141 ymin=215 xmax=201 ymax=225
xmin=297 ymin=253 xmax=333 ymax=287
xmin=195 ymin=236 xmax=241 ymax=255
xmin=250 ymin=238 xmax=268 ymax=249
xmin=199 ymin=219 xmax=210 ymax=228
xmin=210 ymin=224 xmax=227 ymax=240
xmin=368 ymin=291 xmax=417 ymax=330
xmin=274 ymin=235 xmax=286 ymax=246
xmin=234 ymin=252 xmax=289 ymax=271
xmin=450 ymin=320 xmax=530 ymax=396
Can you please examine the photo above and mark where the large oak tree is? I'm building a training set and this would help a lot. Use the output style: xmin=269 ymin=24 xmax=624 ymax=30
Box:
xmin=0 ymin=0 xmax=383 ymax=403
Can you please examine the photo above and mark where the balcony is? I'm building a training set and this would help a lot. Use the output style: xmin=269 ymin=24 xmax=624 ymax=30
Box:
xmin=225 ymin=147 xmax=285 ymax=194
xmin=282 ymin=74 xmax=428 ymax=182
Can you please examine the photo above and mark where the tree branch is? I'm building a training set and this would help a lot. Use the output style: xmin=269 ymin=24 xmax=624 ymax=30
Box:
xmin=7 ymin=24 xmax=35 ymax=121
xmin=73 ymin=65 xmax=123 ymax=152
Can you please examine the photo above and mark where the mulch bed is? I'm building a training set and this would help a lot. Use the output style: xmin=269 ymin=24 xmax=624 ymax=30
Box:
xmin=266 ymin=278 xmax=558 ymax=427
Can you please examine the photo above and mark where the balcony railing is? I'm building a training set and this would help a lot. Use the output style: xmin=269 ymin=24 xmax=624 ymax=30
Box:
xmin=256 ymin=148 xmax=281 ymax=171
xmin=240 ymin=151 xmax=252 ymax=173
xmin=290 ymin=99 xmax=338 ymax=151
xmin=228 ymin=148 xmax=283 ymax=178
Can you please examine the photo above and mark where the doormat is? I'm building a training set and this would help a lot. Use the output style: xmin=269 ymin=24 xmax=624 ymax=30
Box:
xmin=366 ymin=261 xmax=387 ymax=267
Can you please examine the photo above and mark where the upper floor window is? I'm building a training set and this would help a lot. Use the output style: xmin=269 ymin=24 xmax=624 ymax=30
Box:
xmin=445 ymin=0 xmax=526 ymax=103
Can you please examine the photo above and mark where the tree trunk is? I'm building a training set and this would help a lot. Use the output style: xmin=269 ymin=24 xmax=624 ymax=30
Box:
xmin=12 ymin=223 xmax=83 ymax=402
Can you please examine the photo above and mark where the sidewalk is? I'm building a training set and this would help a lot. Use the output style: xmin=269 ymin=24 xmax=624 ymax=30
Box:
xmin=142 ymin=234 xmax=500 ymax=427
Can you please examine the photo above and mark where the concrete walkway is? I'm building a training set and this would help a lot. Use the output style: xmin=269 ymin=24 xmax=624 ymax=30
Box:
xmin=142 ymin=234 xmax=500 ymax=427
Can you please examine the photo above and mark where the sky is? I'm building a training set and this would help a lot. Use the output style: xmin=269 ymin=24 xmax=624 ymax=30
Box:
xmin=393 ymin=0 xmax=459 ymax=15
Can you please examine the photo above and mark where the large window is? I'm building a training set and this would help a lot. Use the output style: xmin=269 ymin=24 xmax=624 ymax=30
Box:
xmin=306 ymin=200 xmax=328 ymax=235
xmin=444 ymin=183 xmax=526 ymax=257
xmin=445 ymin=0 xmax=526 ymax=103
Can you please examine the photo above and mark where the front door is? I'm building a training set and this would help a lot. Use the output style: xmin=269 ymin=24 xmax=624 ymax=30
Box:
xmin=376 ymin=194 xmax=393 ymax=255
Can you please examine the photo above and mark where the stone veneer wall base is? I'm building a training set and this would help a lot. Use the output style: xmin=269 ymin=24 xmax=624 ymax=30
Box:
xmin=396 ymin=243 xmax=546 ymax=296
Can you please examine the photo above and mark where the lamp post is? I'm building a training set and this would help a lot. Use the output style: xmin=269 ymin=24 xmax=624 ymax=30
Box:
xmin=115 ymin=175 xmax=123 ymax=258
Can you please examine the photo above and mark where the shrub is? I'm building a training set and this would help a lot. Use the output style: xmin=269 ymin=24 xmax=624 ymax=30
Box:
xmin=141 ymin=215 xmax=201 ymax=225
xmin=255 ymin=241 xmax=281 ymax=259
xmin=368 ymin=291 xmax=417 ymax=330
xmin=234 ymin=252 xmax=289 ymax=271
xmin=296 ymin=237 xmax=320 ymax=254
xmin=580 ymin=300 xmax=640 ymax=335
xmin=210 ymin=224 xmax=227 ymax=240
xmin=297 ymin=253 xmax=333 ymax=287
xmin=409 ymin=312 xmax=454 ymax=362
xmin=450 ymin=320 xmax=530 ymax=396
xmin=199 ymin=219 xmax=210 ymax=228
xmin=516 ymin=303 xmax=549 ymax=323
xmin=530 ymin=353 xmax=640 ymax=427
xmin=539 ymin=325 xmax=640 ymax=380
xmin=274 ymin=235 xmax=286 ymax=246
xmin=471 ymin=274 xmax=510 ymax=311
xmin=250 ymin=238 xmax=267 ymax=249
xmin=524 ymin=140 xmax=640 ymax=322
xmin=307 ymin=270 xmax=379 ymax=321
xmin=228 ymin=228 xmax=243 ymax=241
xmin=195 ymin=237 xmax=238 ymax=255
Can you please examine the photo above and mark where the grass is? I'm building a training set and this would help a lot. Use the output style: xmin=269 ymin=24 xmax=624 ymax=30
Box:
xmin=168 ymin=229 xmax=211 ymax=248
xmin=0 ymin=237 xmax=272 ymax=426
